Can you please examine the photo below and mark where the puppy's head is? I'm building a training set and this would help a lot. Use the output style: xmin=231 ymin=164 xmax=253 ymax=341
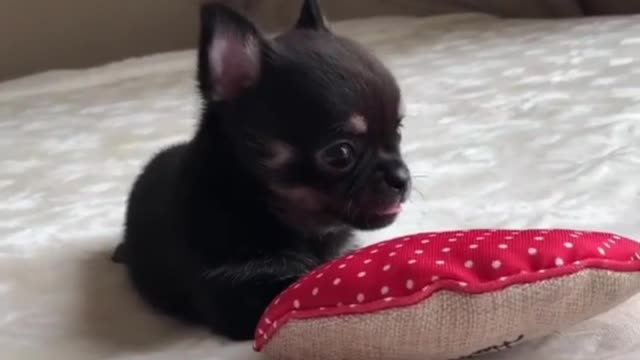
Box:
xmin=198 ymin=1 xmax=410 ymax=232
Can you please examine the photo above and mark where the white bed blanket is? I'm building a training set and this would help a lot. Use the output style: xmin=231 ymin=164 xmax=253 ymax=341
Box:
xmin=1 ymin=13 xmax=640 ymax=360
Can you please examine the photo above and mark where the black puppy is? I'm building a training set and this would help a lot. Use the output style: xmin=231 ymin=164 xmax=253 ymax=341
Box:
xmin=113 ymin=0 xmax=410 ymax=341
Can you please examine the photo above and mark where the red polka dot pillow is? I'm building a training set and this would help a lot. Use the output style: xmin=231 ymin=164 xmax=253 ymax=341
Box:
xmin=254 ymin=229 xmax=640 ymax=360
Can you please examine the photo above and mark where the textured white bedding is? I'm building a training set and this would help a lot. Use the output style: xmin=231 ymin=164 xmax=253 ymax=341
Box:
xmin=1 ymin=12 xmax=640 ymax=360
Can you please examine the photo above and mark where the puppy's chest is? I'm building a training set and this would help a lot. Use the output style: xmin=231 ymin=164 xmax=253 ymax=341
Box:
xmin=305 ymin=231 xmax=356 ymax=262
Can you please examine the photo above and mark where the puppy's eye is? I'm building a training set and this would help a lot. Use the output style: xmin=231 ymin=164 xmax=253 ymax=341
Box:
xmin=318 ymin=141 xmax=356 ymax=172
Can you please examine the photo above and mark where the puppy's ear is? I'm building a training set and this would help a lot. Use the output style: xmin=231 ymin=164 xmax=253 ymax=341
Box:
xmin=197 ymin=3 xmax=265 ymax=102
xmin=295 ymin=0 xmax=329 ymax=31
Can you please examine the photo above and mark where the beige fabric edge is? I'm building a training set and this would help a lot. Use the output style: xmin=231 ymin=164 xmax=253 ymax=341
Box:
xmin=263 ymin=270 xmax=640 ymax=360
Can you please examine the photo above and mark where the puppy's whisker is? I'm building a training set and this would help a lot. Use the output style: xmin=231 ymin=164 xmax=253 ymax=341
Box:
xmin=342 ymin=198 xmax=354 ymax=219
xmin=411 ymin=187 xmax=426 ymax=201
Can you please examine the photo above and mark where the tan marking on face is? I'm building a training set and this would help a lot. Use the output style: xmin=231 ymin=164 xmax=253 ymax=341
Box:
xmin=346 ymin=114 xmax=368 ymax=134
xmin=263 ymin=141 xmax=293 ymax=169
xmin=271 ymin=185 xmax=322 ymax=211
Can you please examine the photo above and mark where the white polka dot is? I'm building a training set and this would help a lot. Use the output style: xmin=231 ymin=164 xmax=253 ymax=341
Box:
xmin=358 ymin=271 xmax=367 ymax=278
xmin=273 ymin=321 xmax=277 ymax=328
xmin=570 ymin=234 xmax=579 ymax=238
xmin=574 ymin=261 xmax=582 ymax=266
xmin=384 ymin=297 xmax=394 ymax=302
xmin=421 ymin=239 xmax=430 ymax=244
xmin=402 ymin=237 xmax=411 ymax=242
xmin=459 ymin=282 xmax=468 ymax=287
xmin=429 ymin=233 xmax=437 ymax=237
xmin=395 ymin=244 xmax=404 ymax=249
xmin=293 ymin=283 xmax=301 ymax=289
xmin=613 ymin=235 xmax=621 ymax=240
xmin=564 ymin=242 xmax=574 ymax=249
xmin=608 ymin=239 xmax=616 ymax=244
xmin=436 ymin=260 xmax=445 ymax=265
xmin=555 ymin=257 xmax=565 ymax=267
xmin=383 ymin=264 xmax=391 ymax=271
xmin=492 ymin=260 xmax=502 ymax=269
xmin=534 ymin=236 xmax=544 ymax=241
xmin=504 ymin=236 xmax=514 ymax=240
xmin=339 ymin=264 xmax=347 ymax=269
xmin=357 ymin=293 xmax=365 ymax=303
xmin=464 ymin=260 xmax=474 ymax=269
xmin=381 ymin=286 xmax=390 ymax=295
xmin=347 ymin=255 xmax=355 ymax=259
xmin=389 ymin=252 xmax=397 ymax=257
xmin=442 ymin=247 xmax=451 ymax=253
xmin=431 ymin=276 xmax=440 ymax=282
xmin=499 ymin=276 xmax=508 ymax=281
xmin=456 ymin=233 xmax=464 ymax=237
xmin=415 ymin=250 xmax=424 ymax=255
xmin=635 ymin=253 xmax=640 ymax=260
xmin=364 ymin=259 xmax=372 ymax=264
xmin=312 ymin=287 xmax=319 ymax=296
xmin=370 ymin=249 xmax=379 ymax=254
xmin=258 ymin=329 xmax=264 ymax=335
xmin=469 ymin=244 xmax=479 ymax=249
xmin=598 ymin=247 xmax=606 ymax=255
xmin=539 ymin=269 xmax=546 ymax=273
xmin=408 ymin=259 xmax=417 ymax=265
xmin=448 ymin=238 xmax=457 ymax=243
xmin=498 ymin=244 xmax=508 ymax=249
xmin=333 ymin=278 xmax=342 ymax=285
xmin=604 ymin=243 xmax=611 ymax=249
xmin=319 ymin=307 xmax=326 ymax=311
xmin=349 ymin=304 xmax=358 ymax=308
xmin=406 ymin=279 xmax=415 ymax=290
xmin=293 ymin=300 xmax=300 ymax=309
xmin=263 ymin=334 xmax=268 ymax=340
xmin=315 ymin=273 xmax=324 ymax=279
xmin=274 ymin=298 xmax=280 ymax=305
xmin=476 ymin=237 xmax=485 ymax=240
xmin=528 ymin=248 xmax=538 ymax=255
xmin=265 ymin=318 xmax=272 ymax=325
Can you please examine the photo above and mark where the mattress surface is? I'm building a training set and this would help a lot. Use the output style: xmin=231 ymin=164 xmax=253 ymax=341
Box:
xmin=1 ymin=13 xmax=640 ymax=360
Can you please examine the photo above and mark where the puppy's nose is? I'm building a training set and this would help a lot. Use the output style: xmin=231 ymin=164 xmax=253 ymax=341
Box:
xmin=384 ymin=165 xmax=410 ymax=193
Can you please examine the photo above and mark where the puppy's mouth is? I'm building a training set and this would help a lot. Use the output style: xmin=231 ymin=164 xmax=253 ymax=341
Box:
xmin=340 ymin=197 xmax=405 ymax=230
xmin=374 ymin=203 xmax=403 ymax=216
xmin=269 ymin=184 xmax=407 ymax=231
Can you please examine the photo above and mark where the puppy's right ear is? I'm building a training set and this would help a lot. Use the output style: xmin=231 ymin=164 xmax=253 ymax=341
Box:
xmin=295 ymin=0 xmax=329 ymax=31
xmin=197 ymin=3 xmax=265 ymax=102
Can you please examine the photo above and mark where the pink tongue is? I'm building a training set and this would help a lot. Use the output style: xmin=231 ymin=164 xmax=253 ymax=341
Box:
xmin=376 ymin=204 xmax=402 ymax=215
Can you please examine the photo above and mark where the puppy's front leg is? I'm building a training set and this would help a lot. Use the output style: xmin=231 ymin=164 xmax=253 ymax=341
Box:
xmin=198 ymin=253 xmax=318 ymax=340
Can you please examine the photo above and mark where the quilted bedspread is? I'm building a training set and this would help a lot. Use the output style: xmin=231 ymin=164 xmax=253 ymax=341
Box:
xmin=1 ymin=12 xmax=640 ymax=360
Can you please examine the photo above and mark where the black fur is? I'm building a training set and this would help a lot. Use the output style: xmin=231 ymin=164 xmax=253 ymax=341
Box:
xmin=114 ymin=0 xmax=409 ymax=341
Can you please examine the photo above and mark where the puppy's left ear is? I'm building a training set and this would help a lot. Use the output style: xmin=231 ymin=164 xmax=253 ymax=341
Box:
xmin=295 ymin=0 xmax=329 ymax=31
xmin=197 ymin=3 xmax=267 ymax=102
